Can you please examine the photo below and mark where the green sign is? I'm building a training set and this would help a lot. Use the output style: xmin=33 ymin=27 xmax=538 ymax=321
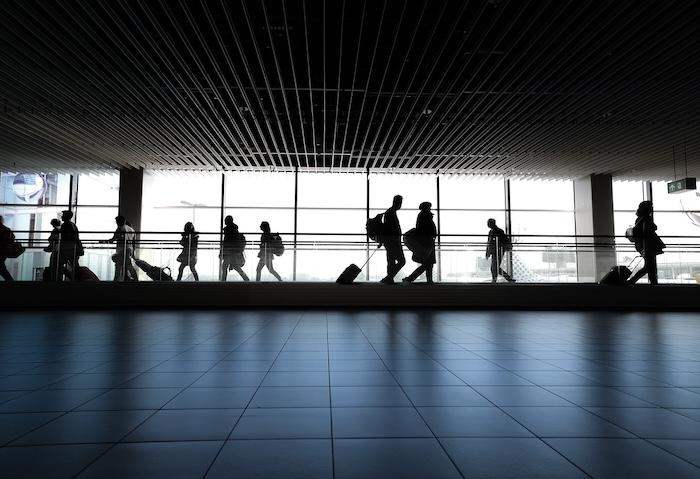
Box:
xmin=667 ymin=177 xmax=697 ymax=194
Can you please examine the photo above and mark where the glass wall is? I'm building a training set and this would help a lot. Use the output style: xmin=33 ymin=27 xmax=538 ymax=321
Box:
xmin=651 ymin=181 xmax=700 ymax=283
xmin=439 ymin=175 xmax=505 ymax=282
xmin=368 ymin=173 xmax=437 ymax=281
xmin=296 ymin=172 xmax=366 ymax=281
xmin=225 ymin=171 xmax=295 ymax=281
xmin=509 ymin=179 xmax=576 ymax=282
xmin=141 ymin=171 xmax=222 ymax=281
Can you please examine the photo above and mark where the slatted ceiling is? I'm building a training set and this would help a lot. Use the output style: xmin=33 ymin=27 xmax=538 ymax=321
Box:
xmin=0 ymin=1 xmax=698 ymax=179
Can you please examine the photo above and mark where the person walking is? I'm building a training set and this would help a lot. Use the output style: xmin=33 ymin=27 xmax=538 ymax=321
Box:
xmin=58 ymin=210 xmax=81 ymax=281
xmin=176 ymin=222 xmax=199 ymax=281
xmin=44 ymin=218 xmax=61 ymax=280
xmin=220 ymin=215 xmax=249 ymax=281
xmin=0 ymin=215 xmax=15 ymax=281
xmin=628 ymin=200 xmax=664 ymax=284
xmin=101 ymin=215 xmax=138 ymax=281
xmin=380 ymin=195 xmax=406 ymax=284
xmin=255 ymin=221 xmax=282 ymax=281
xmin=486 ymin=218 xmax=515 ymax=283
xmin=403 ymin=201 xmax=437 ymax=283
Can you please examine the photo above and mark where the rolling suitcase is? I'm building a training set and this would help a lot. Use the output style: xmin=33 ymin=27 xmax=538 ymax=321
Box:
xmin=76 ymin=266 xmax=99 ymax=281
xmin=599 ymin=256 xmax=641 ymax=285
xmin=336 ymin=247 xmax=380 ymax=284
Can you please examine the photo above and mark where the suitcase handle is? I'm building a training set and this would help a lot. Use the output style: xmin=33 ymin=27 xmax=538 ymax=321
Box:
xmin=359 ymin=246 xmax=382 ymax=271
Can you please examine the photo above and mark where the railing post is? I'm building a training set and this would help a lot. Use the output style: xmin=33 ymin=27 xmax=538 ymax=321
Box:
xmin=293 ymin=166 xmax=298 ymax=281
xmin=504 ymin=178 xmax=513 ymax=278
xmin=436 ymin=173 xmax=442 ymax=282
xmin=366 ymin=167 xmax=370 ymax=281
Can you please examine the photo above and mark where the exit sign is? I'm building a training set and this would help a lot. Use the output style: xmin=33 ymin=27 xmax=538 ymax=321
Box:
xmin=667 ymin=178 xmax=697 ymax=194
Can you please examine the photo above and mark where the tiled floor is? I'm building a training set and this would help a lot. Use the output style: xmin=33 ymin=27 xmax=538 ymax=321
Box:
xmin=0 ymin=310 xmax=699 ymax=478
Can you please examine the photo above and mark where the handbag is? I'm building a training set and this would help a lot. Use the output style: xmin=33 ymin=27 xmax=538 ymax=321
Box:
xmin=6 ymin=241 xmax=25 ymax=258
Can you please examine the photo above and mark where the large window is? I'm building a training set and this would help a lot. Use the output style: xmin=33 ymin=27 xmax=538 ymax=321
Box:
xmin=296 ymin=172 xmax=366 ymax=281
xmin=368 ymin=173 xmax=437 ymax=281
xmin=225 ymin=171 xmax=295 ymax=281
xmin=509 ymin=179 xmax=576 ymax=282
xmin=141 ymin=171 xmax=222 ymax=281
xmin=439 ymin=175 xmax=506 ymax=282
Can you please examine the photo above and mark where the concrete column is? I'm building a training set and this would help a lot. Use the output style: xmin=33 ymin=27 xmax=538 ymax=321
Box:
xmin=118 ymin=167 xmax=144 ymax=234
xmin=574 ymin=174 xmax=615 ymax=282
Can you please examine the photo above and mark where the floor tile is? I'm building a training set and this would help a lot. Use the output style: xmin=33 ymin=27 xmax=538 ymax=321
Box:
xmin=120 ymin=372 xmax=203 ymax=388
xmin=332 ymin=407 xmax=432 ymax=438
xmin=77 ymin=441 xmax=222 ymax=479
xmin=587 ymin=407 xmax=700 ymax=439
xmin=124 ymin=409 xmax=242 ymax=441
xmin=503 ymin=406 xmax=633 ymax=437
xmin=402 ymin=385 xmax=491 ymax=406
xmin=77 ymin=388 xmax=182 ymax=411
xmin=334 ymin=438 xmax=462 ymax=479
xmin=230 ymin=408 xmax=331 ymax=439
xmin=163 ymin=387 xmax=255 ymax=409
xmin=617 ymin=386 xmax=700 ymax=408
xmin=513 ymin=371 xmax=598 ymax=386
xmin=418 ymin=406 xmax=533 ymax=437
xmin=392 ymin=370 xmax=464 ymax=386
xmin=45 ymin=373 xmax=140 ymax=389
xmin=651 ymin=439 xmax=700 ymax=467
xmin=192 ymin=371 xmax=266 ymax=387
xmin=473 ymin=386 xmax=574 ymax=406
xmin=262 ymin=371 xmax=330 ymax=386
xmin=209 ymin=360 xmax=274 ymax=372
xmin=0 ymin=444 xmax=110 ymax=479
xmin=207 ymin=439 xmax=333 ymax=479
xmin=331 ymin=386 xmax=411 ymax=407
xmin=330 ymin=371 xmax=398 ymax=386
xmin=547 ymin=438 xmax=700 ymax=478
xmin=0 ymin=374 xmax=72 ymax=391
xmin=249 ymin=386 xmax=330 ymax=408
xmin=0 ymin=389 xmax=105 ymax=412
xmin=0 ymin=412 xmax=62 ymax=444
xmin=442 ymin=437 xmax=586 ymax=478
xmin=543 ymin=386 xmax=654 ymax=407
xmin=453 ymin=370 xmax=533 ymax=386
xmin=13 ymin=410 xmax=152 ymax=445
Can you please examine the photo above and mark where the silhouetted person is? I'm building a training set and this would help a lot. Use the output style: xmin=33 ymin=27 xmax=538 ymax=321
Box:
xmin=176 ymin=222 xmax=199 ymax=281
xmin=101 ymin=215 xmax=138 ymax=281
xmin=44 ymin=218 xmax=61 ymax=280
xmin=380 ymin=195 xmax=405 ymax=284
xmin=403 ymin=201 xmax=437 ymax=283
xmin=628 ymin=200 xmax=665 ymax=285
xmin=256 ymin=221 xmax=282 ymax=281
xmin=0 ymin=215 xmax=15 ymax=281
xmin=58 ymin=210 xmax=81 ymax=281
xmin=486 ymin=218 xmax=514 ymax=283
xmin=220 ymin=215 xmax=249 ymax=281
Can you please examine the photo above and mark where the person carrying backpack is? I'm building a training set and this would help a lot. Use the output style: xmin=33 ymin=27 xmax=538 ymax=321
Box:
xmin=486 ymin=218 xmax=514 ymax=283
xmin=627 ymin=200 xmax=664 ymax=285
xmin=256 ymin=221 xmax=282 ymax=281
xmin=402 ymin=201 xmax=437 ymax=283
xmin=380 ymin=195 xmax=406 ymax=284
xmin=220 ymin=215 xmax=249 ymax=281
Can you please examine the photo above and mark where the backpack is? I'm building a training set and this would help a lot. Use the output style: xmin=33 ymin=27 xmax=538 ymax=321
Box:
xmin=233 ymin=233 xmax=247 ymax=253
xmin=500 ymin=232 xmax=513 ymax=251
xmin=271 ymin=233 xmax=284 ymax=256
xmin=366 ymin=214 xmax=384 ymax=242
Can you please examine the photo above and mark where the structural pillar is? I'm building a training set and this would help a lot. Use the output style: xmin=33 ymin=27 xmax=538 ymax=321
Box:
xmin=573 ymin=174 xmax=615 ymax=282
xmin=118 ymin=167 xmax=144 ymax=234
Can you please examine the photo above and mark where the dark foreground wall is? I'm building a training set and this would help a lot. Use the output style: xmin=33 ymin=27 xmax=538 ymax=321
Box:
xmin=2 ymin=282 xmax=698 ymax=311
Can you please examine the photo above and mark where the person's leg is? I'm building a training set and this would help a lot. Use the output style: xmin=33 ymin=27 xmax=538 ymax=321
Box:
xmin=384 ymin=247 xmax=393 ymax=280
xmin=220 ymin=260 xmax=229 ymax=281
xmin=0 ymin=258 xmax=13 ymax=281
xmin=647 ymin=254 xmax=658 ymax=285
xmin=404 ymin=264 xmax=427 ymax=282
xmin=490 ymin=255 xmax=498 ymax=282
xmin=256 ymin=259 xmax=264 ymax=281
xmin=177 ymin=263 xmax=185 ymax=281
xmin=190 ymin=265 xmax=199 ymax=281
xmin=387 ymin=246 xmax=404 ymax=280
xmin=234 ymin=266 xmax=250 ymax=281
xmin=425 ymin=264 xmax=434 ymax=283
xmin=266 ymin=259 xmax=282 ymax=281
